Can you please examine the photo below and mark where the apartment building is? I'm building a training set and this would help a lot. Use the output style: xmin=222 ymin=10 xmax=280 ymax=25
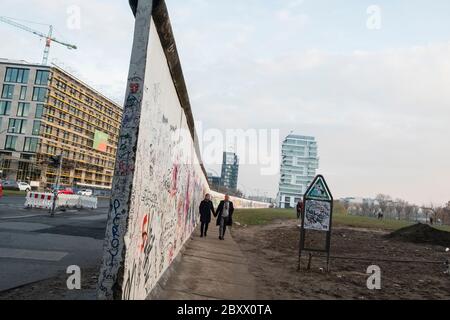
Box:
xmin=221 ymin=152 xmax=239 ymax=192
xmin=277 ymin=134 xmax=319 ymax=208
xmin=0 ymin=59 xmax=122 ymax=191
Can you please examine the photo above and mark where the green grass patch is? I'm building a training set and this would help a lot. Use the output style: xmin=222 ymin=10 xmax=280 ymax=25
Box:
xmin=333 ymin=214 xmax=414 ymax=231
xmin=233 ymin=207 xmax=450 ymax=232
xmin=434 ymin=225 xmax=450 ymax=233
xmin=234 ymin=208 xmax=296 ymax=226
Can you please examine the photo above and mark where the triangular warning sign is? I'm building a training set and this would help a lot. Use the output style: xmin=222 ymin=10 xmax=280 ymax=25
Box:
xmin=305 ymin=175 xmax=333 ymax=201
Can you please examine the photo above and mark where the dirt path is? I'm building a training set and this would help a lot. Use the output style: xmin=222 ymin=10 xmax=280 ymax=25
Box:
xmin=232 ymin=219 xmax=450 ymax=300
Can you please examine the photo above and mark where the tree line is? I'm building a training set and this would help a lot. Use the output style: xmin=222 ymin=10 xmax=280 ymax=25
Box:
xmin=342 ymin=194 xmax=450 ymax=225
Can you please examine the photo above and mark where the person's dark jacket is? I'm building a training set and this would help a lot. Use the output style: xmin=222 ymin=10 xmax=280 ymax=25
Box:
xmin=296 ymin=202 xmax=303 ymax=219
xmin=216 ymin=200 xmax=234 ymax=226
xmin=199 ymin=200 xmax=215 ymax=223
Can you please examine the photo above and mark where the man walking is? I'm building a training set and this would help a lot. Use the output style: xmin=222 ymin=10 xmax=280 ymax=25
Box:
xmin=296 ymin=200 xmax=303 ymax=220
xmin=216 ymin=195 xmax=235 ymax=240
xmin=199 ymin=194 xmax=215 ymax=238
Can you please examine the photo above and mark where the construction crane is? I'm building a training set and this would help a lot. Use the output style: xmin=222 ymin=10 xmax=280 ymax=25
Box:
xmin=0 ymin=16 xmax=77 ymax=65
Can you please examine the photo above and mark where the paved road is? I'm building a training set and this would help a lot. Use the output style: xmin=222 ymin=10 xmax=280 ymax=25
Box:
xmin=0 ymin=195 xmax=110 ymax=295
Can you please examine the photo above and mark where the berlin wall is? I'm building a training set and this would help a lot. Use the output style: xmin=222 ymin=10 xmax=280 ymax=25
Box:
xmin=97 ymin=0 xmax=270 ymax=300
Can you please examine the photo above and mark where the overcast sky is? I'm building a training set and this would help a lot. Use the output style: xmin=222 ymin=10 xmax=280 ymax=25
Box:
xmin=1 ymin=0 xmax=449 ymax=205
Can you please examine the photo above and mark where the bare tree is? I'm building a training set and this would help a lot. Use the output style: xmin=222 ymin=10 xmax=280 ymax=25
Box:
xmin=376 ymin=194 xmax=392 ymax=217
xmin=404 ymin=204 xmax=418 ymax=221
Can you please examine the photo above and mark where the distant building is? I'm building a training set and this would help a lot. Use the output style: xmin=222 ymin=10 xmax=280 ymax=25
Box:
xmin=220 ymin=152 xmax=239 ymax=192
xmin=277 ymin=134 xmax=319 ymax=209
xmin=247 ymin=195 xmax=274 ymax=204
xmin=0 ymin=59 xmax=122 ymax=191
xmin=207 ymin=172 xmax=221 ymax=188
xmin=340 ymin=197 xmax=376 ymax=206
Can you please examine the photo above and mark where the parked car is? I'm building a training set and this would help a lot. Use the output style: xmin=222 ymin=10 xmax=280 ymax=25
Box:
xmin=1 ymin=180 xmax=31 ymax=192
xmin=78 ymin=189 xmax=93 ymax=196
xmin=53 ymin=187 xmax=75 ymax=195
xmin=17 ymin=182 xmax=31 ymax=192
xmin=1 ymin=180 xmax=19 ymax=190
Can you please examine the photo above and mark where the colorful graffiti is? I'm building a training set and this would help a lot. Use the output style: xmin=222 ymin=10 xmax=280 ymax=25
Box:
xmin=98 ymin=2 xmax=270 ymax=300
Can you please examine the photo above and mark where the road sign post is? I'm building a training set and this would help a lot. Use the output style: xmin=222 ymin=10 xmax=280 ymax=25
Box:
xmin=50 ymin=154 xmax=63 ymax=217
xmin=298 ymin=175 xmax=334 ymax=272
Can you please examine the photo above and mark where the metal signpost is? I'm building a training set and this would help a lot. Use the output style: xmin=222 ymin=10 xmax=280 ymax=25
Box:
xmin=298 ymin=175 xmax=334 ymax=272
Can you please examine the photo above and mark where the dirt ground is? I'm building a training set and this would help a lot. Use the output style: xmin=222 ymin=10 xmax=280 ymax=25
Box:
xmin=232 ymin=219 xmax=450 ymax=300
xmin=2 ymin=221 xmax=449 ymax=300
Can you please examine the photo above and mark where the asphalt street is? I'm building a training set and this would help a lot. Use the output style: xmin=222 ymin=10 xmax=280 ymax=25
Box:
xmin=0 ymin=195 xmax=110 ymax=297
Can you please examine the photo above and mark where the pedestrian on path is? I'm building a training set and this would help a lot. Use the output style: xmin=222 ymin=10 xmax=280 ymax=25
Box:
xmin=296 ymin=200 xmax=303 ymax=219
xmin=199 ymin=194 xmax=215 ymax=238
xmin=216 ymin=194 xmax=234 ymax=240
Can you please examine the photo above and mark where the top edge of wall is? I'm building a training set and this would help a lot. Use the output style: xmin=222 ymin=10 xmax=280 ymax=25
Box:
xmin=128 ymin=0 xmax=208 ymax=180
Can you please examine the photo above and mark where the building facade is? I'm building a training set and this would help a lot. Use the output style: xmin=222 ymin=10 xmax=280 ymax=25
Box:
xmin=277 ymin=134 xmax=319 ymax=208
xmin=0 ymin=59 xmax=122 ymax=191
xmin=207 ymin=172 xmax=222 ymax=189
xmin=220 ymin=152 xmax=239 ymax=192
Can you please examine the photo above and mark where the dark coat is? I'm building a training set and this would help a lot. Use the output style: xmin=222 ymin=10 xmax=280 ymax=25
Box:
xmin=199 ymin=200 xmax=215 ymax=223
xmin=216 ymin=201 xmax=234 ymax=226
xmin=296 ymin=202 xmax=303 ymax=219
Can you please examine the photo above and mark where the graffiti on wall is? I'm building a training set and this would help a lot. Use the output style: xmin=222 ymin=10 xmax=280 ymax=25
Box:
xmin=97 ymin=0 xmax=153 ymax=300
xmin=98 ymin=2 xmax=271 ymax=300
xmin=116 ymin=16 xmax=208 ymax=300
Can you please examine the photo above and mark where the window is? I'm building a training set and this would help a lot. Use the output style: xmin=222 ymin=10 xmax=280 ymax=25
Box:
xmin=56 ymin=80 xmax=67 ymax=91
xmin=35 ymin=104 xmax=44 ymax=118
xmin=8 ymin=119 xmax=26 ymax=134
xmin=18 ymin=86 xmax=27 ymax=100
xmin=17 ymin=103 xmax=30 ymax=117
xmin=2 ymin=84 xmax=14 ymax=99
xmin=35 ymin=70 xmax=50 ymax=85
xmin=32 ymin=120 xmax=41 ymax=135
xmin=4 ymin=68 xmax=29 ymax=84
xmin=5 ymin=135 xmax=17 ymax=151
xmin=0 ymin=101 xmax=11 ymax=115
xmin=32 ymin=87 xmax=47 ymax=102
xmin=295 ymin=175 xmax=304 ymax=185
xmin=23 ymin=137 xmax=39 ymax=153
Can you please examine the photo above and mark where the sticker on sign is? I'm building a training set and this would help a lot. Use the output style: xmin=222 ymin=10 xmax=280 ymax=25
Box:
xmin=304 ymin=200 xmax=331 ymax=231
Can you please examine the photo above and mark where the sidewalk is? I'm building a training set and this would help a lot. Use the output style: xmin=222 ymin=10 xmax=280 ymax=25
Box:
xmin=155 ymin=227 xmax=257 ymax=300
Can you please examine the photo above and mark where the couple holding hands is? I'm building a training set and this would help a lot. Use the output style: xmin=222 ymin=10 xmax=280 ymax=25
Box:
xmin=199 ymin=194 xmax=234 ymax=240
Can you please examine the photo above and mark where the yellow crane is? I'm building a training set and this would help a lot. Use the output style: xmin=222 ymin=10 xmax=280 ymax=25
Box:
xmin=0 ymin=16 xmax=77 ymax=65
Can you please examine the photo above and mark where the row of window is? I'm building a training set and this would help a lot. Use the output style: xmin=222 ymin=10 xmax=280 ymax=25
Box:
xmin=4 ymin=67 xmax=50 ymax=85
xmin=1 ymin=84 xmax=48 ymax=102
xmin=42 ymin=123 xmax=116 ymax=157
xmin=51 ymin=96 xmax=119 ymax=135
xmin=52 ymin=78 xmax=121 ymax=122
xmin=43 ymin=144 xmax=114 ymax=168
xmin=4 ymin=136 xmax=39 ymax=153
xmin=1 ymin=118 xmax=41 ymax=135
xmin=44 ymin=109 xmax=118 ymax=149
xmin=0 ymin=101 xmax=44 ymax=118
